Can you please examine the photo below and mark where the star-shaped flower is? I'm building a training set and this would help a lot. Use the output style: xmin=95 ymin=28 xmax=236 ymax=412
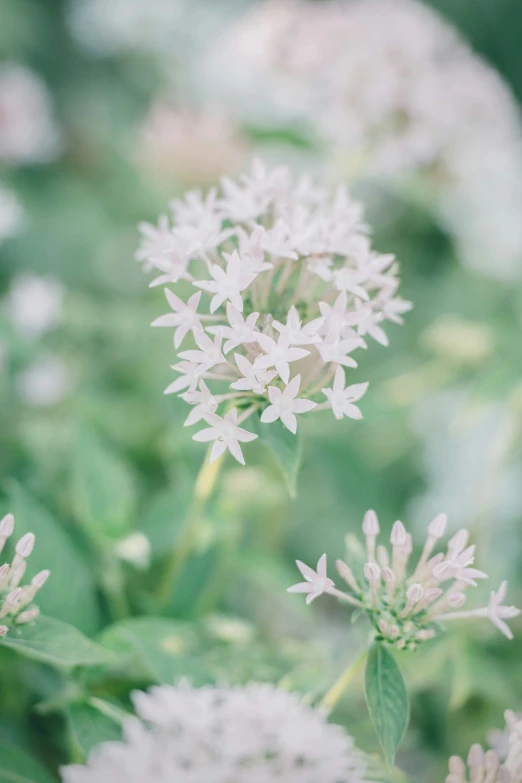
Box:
xmin=317 ymin=330 xmax=362 ymax=367
xmin=164 ymin=361 xmax=199 ymax=395
xmin=207 ymin=304 xmax=259 ymax=355
xmin=322 ymin=367 xmax=368 ymax=420
xmin=151 ymin=290 xmax=203 ymax=348
xmin=319 ymin=292 xmax=360 ymax=340
xmin=332 ymin=266 xmax=369 ymax=300
xmin=345 ymin=301 xmax=389 ymax=346
xmin=273 ymin=305 xmax=324 ymax=345
xmin=254 ymin=333 xmax=310 ymax=384
xmin=231 ymin=354 xmax=277 ymax=394
xmin=135 ymin=215 xmax=173 ymax=268
xmin=287 ymin=555 xmax=335 ymax=605
xmin=192 ymin=409 xmax=258 ymax=465
xmin=261 ymin=374 xmax=316 ymax=433
xmin=178 ymin=333 xmax=226 ymax=375
xmin=485 ymin=582 xmax=521 ymax=640
xmin=236 ymin=226 xmax=273 ymax=275
xmin=194 ymin=251 xmax=256 ymax=313
xmin=181 ymin=380 xmax=218 ymax=426
xmin=262 ymin=219 xmax=298 ymax=259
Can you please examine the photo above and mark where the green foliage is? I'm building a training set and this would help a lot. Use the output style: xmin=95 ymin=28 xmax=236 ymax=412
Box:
xmin=68 ymin=702 xmax=123 ymax=758
xmin=71 ymin=425 xmax=137 ymax=542
xmin=8 ymin=486 xmax=100 ymax=633
xmin=250 ymin=413 xmax=302 ymax=496
xmin=0 ymin=743 xmax=56 ymax=783
xmin=365 ymin=643 xmax=410 ymax=767
xmin=0 ymin=616 xmax=113 ymax=668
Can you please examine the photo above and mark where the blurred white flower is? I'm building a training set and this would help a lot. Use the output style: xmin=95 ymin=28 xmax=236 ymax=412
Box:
xmin=115 ymin=533 xmax=151 ymax=570
xmin=206 ymin=0 xmax=522 ymax=280
xmin=138 ymin=160 xmax=409 ymax=464
xmin=192 ymin=409 xmax=258 ymax=465
xmin=0 ymin=63 xmax=61 ymax=165
xmin=0 ymin=513 xmax=50 ymax=638
xmin=322 ymin=368 xmax=368 ymax=421
xmin=16 ymin=356 xmax=72 ymax=408
xmin=288 ymin=510 xmax=520 ymax=649
xmin=61 ymin=681 xmax=366 ymax=782
xmin=0 ymin=186 xmax=23 ymax=242
xmin=447 ymin=711 xmax=522 ymax=783
xmin=6 ymin=274 xmax=64 ymax=339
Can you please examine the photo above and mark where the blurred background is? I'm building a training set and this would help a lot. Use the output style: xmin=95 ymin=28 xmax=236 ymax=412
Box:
xmin=1 ymin=0 xmax=522 ymax=779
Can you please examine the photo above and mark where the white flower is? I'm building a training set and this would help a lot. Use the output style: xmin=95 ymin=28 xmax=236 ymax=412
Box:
xmin=288 ymin=510 xmax=520 ymax=650
xmin=447 ymin=710 xmax=522 ymax=783
xmin=322 ymin=368 xmax=369 ymax=420
xmin=61 ymin=681 xmax=366 ymax=783
xmin=287 ymin=554 xmax=336 ymax=604
xmin=273 ymin=305 xmax=324 ymax=345
xmin=140 ymin=161 xmax=407 ymax=464
xmin=178 ymin=333 xmax=226 ymax=375
xmin=115 ymin=533 xmax=151 ymax=570
xmin=194 ymin=250 xmax=256 ymax=313
xmin=346 ymin=301 xmax=389 ymax=347
xmin=207 ymin=304 xmax=259 ymax=354
xmin=6 ymin=274 xmax=64 ymax=339
xmin=181 ymin=380 xmax=218 ymax=426
xmin=16 ymin=356 xmax=71 ymax=407
xmin=0 ymin=513 xmax=49 ymax=637
xmin=193 ymin=409 xmax=258 ymax=464
xmin=231 ymin=354 xmax=277 ymax=394
xmin=152 ymin=290 xmax=203 ymax=348
xmin=254 ymin=332 xmax=310 ymax=384
xmin=261 ymin=374 xmax=316 ymax=433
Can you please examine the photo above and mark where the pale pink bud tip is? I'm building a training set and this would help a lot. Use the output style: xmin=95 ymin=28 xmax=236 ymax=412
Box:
xmin=406 ymin=583 xmax=424 ymax=604
xmin=32 ymin=570 xmax=50 ymax=588
xmin=448 ymin=592 xmax=466 ymax=608
xmin=362 ymin=510 xmax=379 ymax=536
xmin=0 ymin=514 xmax=14 ymax=537
xmin=381 ymin=566 xmax=395 ymax=583
xmin=0 ymin=564 xmax=9 ymax=579
xmin=427 ymin=512 xmax=448 ymax=539
xmin=6 ymin=587 xmax=22 ymax=605
xmin=390 ymin=520 xmax=407 ymax=545
xmin=364 ymin=561 xmax=381 ymax=582
xmin=16 ymin=607 xmax=40 ymax=624
xmin=468 ymin=744 xmax=485 ymax=768
xmin=0 ymin=625 xmax=8 ymax=637
xmin=15 ymin=533 xmax=35 ymax=558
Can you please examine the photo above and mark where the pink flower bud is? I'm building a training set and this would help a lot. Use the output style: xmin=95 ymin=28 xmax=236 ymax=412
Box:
xmin=0 ymin=514 xmax=14 ymax=537
xmin=15 ymin=533 xmax=35 ymax=558
xmin=362 ymin=510 xmax=379 ymax=536
xmin=31 ymin=570 xmax=50 ymax=589
xmin=427 ymin=512 xmax=447 ymax=539
xmin=0 ymin=564 xmax=9 ymax=582
xmin=468 ymin=744 xmax=485 ymax=768
xmin=0 ymin=625 xmax=8 ymax=637
xmin=390 ymin=520 xmax=407 ymax=546
xmin=406 ymin=583 xmax=424 ymax=604
xmin=16 ymin=607 xmax=40 ymax=625
xmin=381 ymin=567 xmax=395 ymax=583
xmin=5 ymin=587 xmax=22 ymax=606
xmin=425 ymin=588 xmax=443 ymax=602
xmin=448 ymin=592 xmax=466 ymax=608
xmin=364 ymin=561 xmax=381 ymax=582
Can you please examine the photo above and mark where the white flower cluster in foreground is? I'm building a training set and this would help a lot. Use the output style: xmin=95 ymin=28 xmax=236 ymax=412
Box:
xmin=447 ymin=710 xmax=522 ymax=783
xmin=137 ymin=160 xmax=410 ymax=464
xmin=209 ymin=0 xmax=522 ymax=280
xmin=288 ymin=511 xmax=520 ymax=649
xmin=0 ymin=63 xmax=61 ymax=165
xmin=0 ymin=514 xmax=50 ymax=637
xmin=61 ymin=682 xmax=366 ymax=783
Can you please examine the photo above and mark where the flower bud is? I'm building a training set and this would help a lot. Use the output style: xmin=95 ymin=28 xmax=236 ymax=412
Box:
xmin=16 ymin=607 xmax=40 ymax=625
xmin=32 ymin=570 xmax=50 ymax=589
xmin=0 ymin=563 xmax=9 ymax=583
xmin=0 ymin=625 xmax=8 ymax=637
xmin=16 ymin=533 xmax=35 ymax=559
xmin=425 ymin=588 xmax=443 ymax=603
xmin=390 ymin=520 xmax=407 ymax=546
xmin=0 ymin=514 xmax=14 ymax=537
xmin=427 ymin=512 xmax=447 ymax=539
xmin=381 ymin=567 xmax=395 ymax=584
xmin=468 ymin=744 xmax=485 ymax=768
xmin=406 ymin=583 xmax=424 ymax=604
xmin=448 ymin=592 xmax=466 ymax=608
xmin=335 ymin=559 xmax=359 ymax=592
xmin=5 ymin=587 xmax=22 ymax=607
xmin=364 ymin=561 xmax=381 ymax=582
xmin=362 ymin=510 xmax=379 ymax=536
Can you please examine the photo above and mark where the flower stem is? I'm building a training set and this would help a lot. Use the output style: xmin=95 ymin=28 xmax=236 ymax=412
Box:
xmin=155 ymin=449 xmax=224 ymax=603
xmin=320 ymin=648 xmax=368 ymax=711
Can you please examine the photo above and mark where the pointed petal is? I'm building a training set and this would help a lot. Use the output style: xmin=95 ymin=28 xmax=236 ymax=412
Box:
xmin=280 ymin=410 xmax=297 ymax=434
xmin=295 ymin=560 xmax=319 ymax=582
xmin=292 ymin=398 xmax=316 ymax=414
xmin=261 ymin=405 xmax=280 ymax=424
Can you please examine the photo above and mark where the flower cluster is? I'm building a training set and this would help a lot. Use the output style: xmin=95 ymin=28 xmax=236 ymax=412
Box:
xmin=206 ymin=0 xmax=522 ymax=280
xmin=0 ymin=514 xmax=50 ymax=637
xmin=137 ymin=159 xmax=410 ymax=465
xmin=288 ymin=510 xmax=520 ymax=650
xmin=447 ymin=710 xmax=522 ymax=783
xmin=61 ymin=682 xmax=366 ymax=782
xmin=0 ymin=63 xmax=61 ymax=165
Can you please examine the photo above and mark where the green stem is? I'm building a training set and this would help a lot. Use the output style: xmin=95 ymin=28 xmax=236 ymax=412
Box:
xmin=320 ymin=648 xmax=368 ymax=711
xmin=155 ymin=449 xmax=225 ymax=603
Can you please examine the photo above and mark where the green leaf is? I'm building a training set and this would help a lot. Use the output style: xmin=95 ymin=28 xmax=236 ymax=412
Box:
xmin=0 ymin=742 xmax=56 ymax=783
xmin=9 ymin=486 xmax=100 ymax=634
xmin=99 ymin=617 xmax=210 ymax=684
xmin=68 ymin=702 xmax=123 ymax=757
xmin=250 ymin=413 xmax=302 ymax=496
xmin=71 ymin=425 xmax=137 ymax=541
xmin=138 ymin=487 xmax=191 ymax=557
xmin=364 ymin=643 xmax=409 ymax=767
xmin=0 ymin=616 xmax=113 ymax=669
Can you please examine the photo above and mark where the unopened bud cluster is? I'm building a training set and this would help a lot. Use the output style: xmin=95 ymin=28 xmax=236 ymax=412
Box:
xmin=0 ymin=513 xmax=49 ymax=637
xmin=447 ymin=710 xmax=522 ymax=783
xmin=137 ymin=159 xmax=410 ymax=464
xmin=288 ymin=510 xmax=520 ymax=650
